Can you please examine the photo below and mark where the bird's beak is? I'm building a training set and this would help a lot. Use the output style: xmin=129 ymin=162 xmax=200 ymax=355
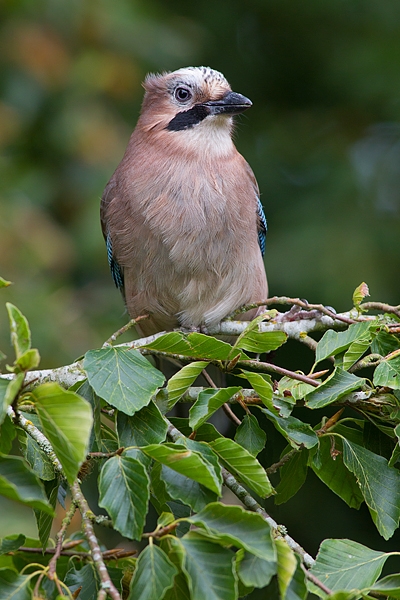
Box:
xmin=204 ymin=91 xmax=252 ymax=116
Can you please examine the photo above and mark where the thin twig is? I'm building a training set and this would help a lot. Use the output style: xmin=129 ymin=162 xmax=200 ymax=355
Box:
xmin=302 ymin=566 xmax=333 ymax=595
xmin=221 ymin=403 xmax=242 ymax=426
xmin=142 ymin=522 xmax=177 ymax=539
xmin=88 ymin=448 xmax=124 ymax=459
xmin=48 ymin=501 xmax=77 ymax=579
xmin=103 ymin=315 xmax=149 ymax=347
xmin=266 ymin=448 xmax=301 ymax=475
xmin=228 ymin=296 xmax=357 ymax=325
xmin=14 ymin=547 xmax=137 ymax=560
xmin=236 ymin=359 xmax=320 ymax=387
xmin=70 ymin=481 xmax=122 ymax=600
xmin=360 ymin=301 xmax=400 ymax=319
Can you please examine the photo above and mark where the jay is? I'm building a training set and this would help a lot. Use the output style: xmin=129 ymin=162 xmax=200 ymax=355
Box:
xmin=101 ymin=66 xmax=268 ymax=336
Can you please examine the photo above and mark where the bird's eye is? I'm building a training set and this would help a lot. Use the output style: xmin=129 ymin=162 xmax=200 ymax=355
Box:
xmin=175 ymin=87 xmax=192 ymax=103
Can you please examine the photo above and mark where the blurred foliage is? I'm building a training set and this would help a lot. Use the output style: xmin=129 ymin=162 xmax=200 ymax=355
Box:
xmin=1 ymin=0 xmax=400 ymax=366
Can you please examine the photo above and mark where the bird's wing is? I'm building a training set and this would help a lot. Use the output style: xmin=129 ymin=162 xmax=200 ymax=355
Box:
xmin=256 ymin=196 xmax=267 ymax=257
xmin=101 ymin=179 xmax=125 ymax=292
xmin=244 ymin=161 xmax=267 ymax=257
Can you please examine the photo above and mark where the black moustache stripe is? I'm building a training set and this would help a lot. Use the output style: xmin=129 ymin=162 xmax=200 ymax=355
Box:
xmin=166 ymin=105 xmax=209 ymax=131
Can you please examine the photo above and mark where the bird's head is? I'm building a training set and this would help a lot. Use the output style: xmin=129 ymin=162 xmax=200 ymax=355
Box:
xmin=137 ymin=66 xmax=252 ymax=155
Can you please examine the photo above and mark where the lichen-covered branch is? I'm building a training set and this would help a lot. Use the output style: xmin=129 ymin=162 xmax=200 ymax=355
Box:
xmin=2 ymin=362 xmax=86 ymax=390
xmin=70 ymin=480 xmax=122 ymax=600
xmin=7 ymin=406 xmax=63 ymax=473
xmin=0 ymin=306 xmax=377 ymax=392
xmin=8 ymin=405 xmax=121 ymax=600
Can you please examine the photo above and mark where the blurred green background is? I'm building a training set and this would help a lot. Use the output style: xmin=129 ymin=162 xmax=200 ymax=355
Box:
xmin=1 ymin=0 xmax=400 ymax=579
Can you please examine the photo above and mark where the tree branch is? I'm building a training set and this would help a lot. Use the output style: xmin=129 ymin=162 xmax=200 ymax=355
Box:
xmin=70 ymin=480 xmax=121 ymax=600
xmin=228 ymin=296 xmax=359 ymax=324
xmin=235 ymin=359 xmax=319 ymax=387
xmin=7 ymin=405 xmax=121 ymax=600
xmin=48 ymin=501 xmax=77 ymax=579
xmin=0 ymin=307 xmax=377 ymax=391
xmin=359 ymin=301 xmax=400 ymax=319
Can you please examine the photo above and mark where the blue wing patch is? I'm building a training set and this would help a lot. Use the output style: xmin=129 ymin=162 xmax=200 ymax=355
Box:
xmin=256 ymin=197 xmax=267 ymax=256
xmin=106 ymin=234 xmax=124 ymax=290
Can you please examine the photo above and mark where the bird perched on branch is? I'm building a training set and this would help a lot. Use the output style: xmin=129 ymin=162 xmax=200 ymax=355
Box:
xmin=101 ymin=66 xmax=268 ymax=336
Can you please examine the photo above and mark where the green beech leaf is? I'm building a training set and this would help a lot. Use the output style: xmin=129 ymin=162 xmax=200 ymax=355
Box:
xmin=160 ymin=537 xmax=193 ymax=600
xmin=276 ymin=539 xmax=297 ymax=599
xmin=163 ymin=575 xmax=191 ymax=600
xmin=305 ymin=368 xmax=365 ymax=409
xmin=160 ymin=464 xmax=218 ymax=511
xmin=180 ymin=532 xmax=237 ymax=600
xmin=128 ymin=543 xmax=178 ymax=600
xmin=0 ymin=415 xmax=16 ymax=454
xmin=84 ymin=347 xmax=164 ymax=415
xmin=342 ymin=439 xmax=400 ymax=539
xmin=234 ymin=414 xmax=266 ymax=456
xmin=169 ymin=418 xmax=222 ymax=442
xmin=0 ymin=568 xmax=31 ymax=600
xmin=311 ymin=437 xmax=363 ymax=509
xmin=373 ymin=356 xmax=400 ymax=389
xmin=143 ymin=331 xmax=238 ymax=360
xmin=117 ymin=401 xmax=168 ymax=447
xmin=189 ymin=387 xmax=241 ymax=429
xmin=184 ymin=438 xmax=223 ymax=487
xmin=18 ymin=418 xmax=55 ymax=481
xmin=342 ymin=335 xmax=371 ymax=371
xmin=150 ymin=463 xmax=171 ymax=514
xmin=286 ymin=555 xmax=308 ymax=600
xmin=0 ymin=374 xmax=24 ymax=426
xmin=262 ymin=409 xmax=318 ymax=449
xmin=141 ymin=443 xmax=221 ymax=495
xmin=275 ymin=449 xmax=309 ymax=504
xmin=353 ymin=282 xmax=369 ymax=307
xmin=0 ymin=455 xmax=54 ymax=514
xmin=34 ymin=479 xmax=58 ymax=549
xmin=167 ymin=361 xmax=209 ymax=408
xmin=6 ymin=303 xmax=31 ymax=360
xmin=236 ymin=549 xmax=276 ymax=588
xmin=310 ymin=539 xmax=389 ymax=590
xmin=0 ymin=535 xmax=25 ymax=555
xmin=239 ymin=371 xmax=275 ymax=410
xmin=315 ymin=321 xmax=371 ymax=364
xmin=0 ymin=277 xmax=11 ymax=288
xmin=371 ymin=574 xmax=400 ymax=597
xmin=14 ymin=349 xmax=40 ymax=373
xmin=236 ymin=330 xmax=287 ymax=353
xmin=98 ymin=452 xmax=149 ymax=540
xmin=209 ymin=438 xmax=274 ymax=497
xmin=65 ymin=563 xmax=100 ymax=600
xmin=32 ymin=382 xmax=92 ymax=485
xmin=65 ymin=562 xmax=123 ymax=600
xmin=187 ymin=502 xmax=275 ymax=561
xmin=371 ymin=331 xmax=399 ymax=356
xmin=76 ymin=380 xmax=102 ymax=451
xmin=277 ymin=376 xmax=314 ymax=402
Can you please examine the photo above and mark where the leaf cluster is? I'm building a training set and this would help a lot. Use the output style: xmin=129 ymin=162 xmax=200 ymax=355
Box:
xmin=1 ymin=286 xmax=400 ymax=599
